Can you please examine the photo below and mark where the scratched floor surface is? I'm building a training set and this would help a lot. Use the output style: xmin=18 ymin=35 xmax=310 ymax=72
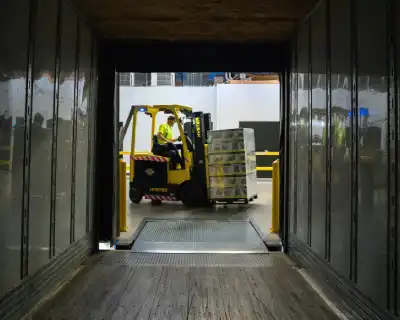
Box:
xmin=33 ymin=251 xmax=338 ymax=320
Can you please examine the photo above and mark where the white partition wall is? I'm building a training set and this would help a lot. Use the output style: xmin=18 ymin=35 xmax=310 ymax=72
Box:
xmin=215 ymin=84 xmax=280 ymax=129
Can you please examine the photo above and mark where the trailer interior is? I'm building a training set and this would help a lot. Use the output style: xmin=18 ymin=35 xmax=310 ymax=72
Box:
xmin=1 ymin=0 xmax=399 ymax=319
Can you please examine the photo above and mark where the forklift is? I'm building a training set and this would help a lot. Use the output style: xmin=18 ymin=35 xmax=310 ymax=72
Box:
xmin=119 ymin=104 xmax=213 ymax=207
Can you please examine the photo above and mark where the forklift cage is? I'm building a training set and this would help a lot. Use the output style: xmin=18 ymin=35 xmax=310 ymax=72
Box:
xmin=119 ymin=104 xmax=194 ymax=182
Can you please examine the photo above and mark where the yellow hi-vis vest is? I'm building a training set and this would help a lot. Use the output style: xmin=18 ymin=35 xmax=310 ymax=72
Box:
xmin=157 ymin=123 xmax=172 ymax=144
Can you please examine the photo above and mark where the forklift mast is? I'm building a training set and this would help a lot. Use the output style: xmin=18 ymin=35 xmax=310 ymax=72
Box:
xmin=203 ymin=113 xmax=213 ymax=140
xmin=192 ymin=112 xmax=209 ymax=189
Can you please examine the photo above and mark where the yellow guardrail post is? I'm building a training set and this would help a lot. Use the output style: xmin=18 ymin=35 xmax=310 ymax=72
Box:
xmin=119 ymin=159 xmax=128 ymax=232
xmin=271 ymin=159 xmax=280 ymax=233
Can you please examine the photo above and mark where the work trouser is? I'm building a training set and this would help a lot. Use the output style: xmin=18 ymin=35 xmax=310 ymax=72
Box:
xmin=166 ymin=143 xmax=184 ymax=169
xmin=157 ymin=143 xmax=184 ymax=169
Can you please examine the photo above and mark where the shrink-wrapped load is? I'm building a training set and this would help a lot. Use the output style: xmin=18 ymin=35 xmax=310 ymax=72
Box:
xmin=207 ymin=128 xmax=258 ymax=203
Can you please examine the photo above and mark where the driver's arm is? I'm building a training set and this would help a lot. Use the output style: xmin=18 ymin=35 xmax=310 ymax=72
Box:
xmin=157 ymin=132 xmax=169 ymax=143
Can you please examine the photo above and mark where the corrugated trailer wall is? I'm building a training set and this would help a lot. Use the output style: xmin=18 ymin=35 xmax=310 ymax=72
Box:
xmin=0 ymin=0 xmax=98 ymax=315
xmin=286 ymin=0 xmax=400 ymax=318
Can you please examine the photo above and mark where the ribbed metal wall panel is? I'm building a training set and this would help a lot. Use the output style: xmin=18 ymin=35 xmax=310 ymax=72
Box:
xmin=0 ymin=0 xmax=97 ymax=304
xmin=287 ymin=0 xmax=400 ymax=317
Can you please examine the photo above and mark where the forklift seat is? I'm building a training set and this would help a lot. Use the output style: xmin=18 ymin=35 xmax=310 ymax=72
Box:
xmin=151 ymin=135 xmax=167 ymax=157
xmin=151 ymin=135 xmax=184 ymax=170
xmin=151 ymin=135 xmax=160 ymax=153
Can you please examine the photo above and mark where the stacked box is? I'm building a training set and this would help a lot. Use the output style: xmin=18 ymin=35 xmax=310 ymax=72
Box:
xmin=208 ymin=163 xmax=256 ymax=177
xmin=208 ymin=128 xmax=257 ymax=201
xmin=208 ymin=153 xmax=257 ymax=165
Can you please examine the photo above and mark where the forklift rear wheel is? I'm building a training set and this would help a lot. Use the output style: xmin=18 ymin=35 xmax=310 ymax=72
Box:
xmin=129 ymin=187 xmax=142 ymax=204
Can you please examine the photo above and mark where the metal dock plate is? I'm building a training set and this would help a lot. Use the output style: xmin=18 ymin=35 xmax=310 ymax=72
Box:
xmin=131 ymin=220 xmax=269 ymax=254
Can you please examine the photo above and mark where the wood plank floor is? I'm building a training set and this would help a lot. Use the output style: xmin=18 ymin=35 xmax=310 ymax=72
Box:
xmin=33 ymin=253 xmax=339 ymax=320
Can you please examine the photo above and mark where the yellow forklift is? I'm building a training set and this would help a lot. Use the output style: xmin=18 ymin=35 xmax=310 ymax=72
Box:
xmin=119 ymin=104 xmax=213 ymax=207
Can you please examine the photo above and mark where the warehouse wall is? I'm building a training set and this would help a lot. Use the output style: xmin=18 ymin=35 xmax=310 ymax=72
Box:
xmin=288 ymin=0 xmax=400 ymax=316
xmin=216 ymin=84 xmax=280 ymax=129
xmin=0 ymin=0 xmax=97 ymax=300
xmin=119 ymin=84 xmax=279 ymax=159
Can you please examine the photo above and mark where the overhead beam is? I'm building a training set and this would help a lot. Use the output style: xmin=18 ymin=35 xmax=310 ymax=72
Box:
xmin=105 ymin=40 xmax=288 ymax=72
xmin=92 ymin=19 xmax=295 ymax=41
xmin=72 ymin=0 xmax=319 ymax=42
xmin=75 ymin=0 xmax=319 ymax=20
xmin=95 ymin=17 xmax=298 ymax=23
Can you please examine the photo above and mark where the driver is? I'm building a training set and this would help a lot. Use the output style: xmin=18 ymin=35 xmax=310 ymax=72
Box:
xmin=156 ymin=115 xmax=184 ymax=169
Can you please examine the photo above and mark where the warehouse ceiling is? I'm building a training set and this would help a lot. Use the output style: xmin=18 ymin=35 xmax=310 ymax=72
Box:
xmin=73 ymin=0 xmax=319 ymax=42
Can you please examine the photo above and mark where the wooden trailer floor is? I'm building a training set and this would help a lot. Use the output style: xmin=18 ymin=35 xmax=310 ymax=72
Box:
xmin=33 ymin=252 xmax=339 ymax=320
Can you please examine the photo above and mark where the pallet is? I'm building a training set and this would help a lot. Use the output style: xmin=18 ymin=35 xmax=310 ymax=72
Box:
xmin=211 ymin=194 xmax=258 ymax=205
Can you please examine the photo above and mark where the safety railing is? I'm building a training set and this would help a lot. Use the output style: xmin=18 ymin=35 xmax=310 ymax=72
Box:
xmin=119 ymin=151 xmax=131 ymax=173
xmin=119 ymin=150 xmax=279 ymax=173
xmin=255 ymin=151 xmax=279 ymax=172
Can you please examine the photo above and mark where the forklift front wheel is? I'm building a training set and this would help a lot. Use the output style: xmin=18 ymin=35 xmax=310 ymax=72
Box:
xmin=179 ymin=182 xmax=205 ymax=208
xmin=129 ymin=187 xmax=142 ymax=204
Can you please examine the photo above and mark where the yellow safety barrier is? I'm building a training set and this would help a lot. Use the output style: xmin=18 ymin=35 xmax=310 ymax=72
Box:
xmin=271 ymin=159 xmax=280 ymax=233
xmin=256 ymin=151 xmax=279 ymax=156
xmin=256 ymin=167 xmax=273 ymax=172
xmin=119 ymin=159 xmax=128 ymax=232
xmin=119 ymin=151 xmax=130 ymax=172
xmin=255 ymin=151 xmax=279 ymax=172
